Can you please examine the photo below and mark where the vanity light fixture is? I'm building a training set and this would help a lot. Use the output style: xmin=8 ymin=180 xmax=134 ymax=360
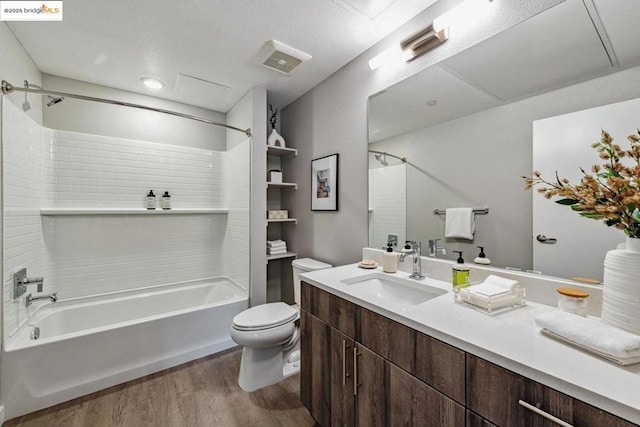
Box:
xmin=140 ymin=77 xmax=165 ymax=89
xmin=368 ymin=21 xmax=448 ymax=70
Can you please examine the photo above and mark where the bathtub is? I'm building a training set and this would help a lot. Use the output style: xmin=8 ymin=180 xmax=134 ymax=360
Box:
xmin=1 ymin=277 xmax=248 ymax=420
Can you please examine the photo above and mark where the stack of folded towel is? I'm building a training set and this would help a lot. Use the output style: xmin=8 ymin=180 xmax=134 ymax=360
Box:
xmin=267 ymin=240 xmax=287 ymax=256
xmin=535 ymin=311 xmax=640 ymax=365
xmin=458 ymin=275 xmax=523 ymax=312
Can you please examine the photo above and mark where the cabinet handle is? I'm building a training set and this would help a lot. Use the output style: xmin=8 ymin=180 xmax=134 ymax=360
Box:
xmin=518 ymin=400 xmax=574 ymax=427
xmin=353 ymin=346 xmax=361 ymax=396
xmin=342 ymin=340 xmax=351 ymax=386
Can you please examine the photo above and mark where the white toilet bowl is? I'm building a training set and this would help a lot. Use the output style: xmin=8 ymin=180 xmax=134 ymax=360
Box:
xmin=231 ymin=258 xmax=331 ymax=392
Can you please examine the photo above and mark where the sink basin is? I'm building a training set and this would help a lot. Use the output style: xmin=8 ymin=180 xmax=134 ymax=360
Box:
xmin=340 ymin=272 xmax=447 ymax=309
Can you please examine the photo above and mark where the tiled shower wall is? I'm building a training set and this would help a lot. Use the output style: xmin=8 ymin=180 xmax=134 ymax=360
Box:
xmin=3 ymin=100 xmax=250 ymax=338
xmin=2 ymin=99 xmax=46 ymax=340
xmin=368 ymin=164 xmax=407 ymax=250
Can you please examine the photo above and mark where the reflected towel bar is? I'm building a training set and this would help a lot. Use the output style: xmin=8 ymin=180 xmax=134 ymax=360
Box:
xmin=433 ymin=208 xmax=489 ymax=215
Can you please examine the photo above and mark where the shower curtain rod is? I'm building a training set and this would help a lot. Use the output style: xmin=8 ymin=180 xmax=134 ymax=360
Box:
xmin=368 ymin=149 xmax=407 ymax=163
xmin=1 ymin=80 xmax=252 ymax=137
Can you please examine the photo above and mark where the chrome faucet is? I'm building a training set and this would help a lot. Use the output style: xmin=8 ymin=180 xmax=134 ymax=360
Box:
xmin=25 ymin=292 xmax=57 ymax=307
xmin=399 ymin=241 xmax=425 ymax=280
xmin=428 ymin=239 xmax=447 ymax=258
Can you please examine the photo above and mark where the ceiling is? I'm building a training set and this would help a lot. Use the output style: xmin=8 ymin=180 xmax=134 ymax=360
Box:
xmin=7 ymin=0 xmax=439 ymax=112
xmin=369 ymin=0 xmax=640 ymax=143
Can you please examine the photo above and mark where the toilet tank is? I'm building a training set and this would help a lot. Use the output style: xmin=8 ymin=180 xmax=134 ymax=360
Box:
xmin=292 ymin=258 xmax=332 ymax=305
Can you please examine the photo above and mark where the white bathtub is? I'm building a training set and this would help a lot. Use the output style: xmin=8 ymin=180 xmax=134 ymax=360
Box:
xmin=1 ymin=277 xmax=248 ymax=420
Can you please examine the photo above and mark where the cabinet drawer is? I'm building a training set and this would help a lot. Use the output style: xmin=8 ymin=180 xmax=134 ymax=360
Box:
xmin=358 ymin=307 xmax=416 ymax=373
xmin=466 ymin=354 xmax=637 ymax=427
xmin=301 ymin=281 xmax=356 ymax=339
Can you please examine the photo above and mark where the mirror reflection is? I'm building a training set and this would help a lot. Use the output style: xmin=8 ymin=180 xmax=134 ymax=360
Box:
xmin=368 ymin=0 xmax=640 ymax=280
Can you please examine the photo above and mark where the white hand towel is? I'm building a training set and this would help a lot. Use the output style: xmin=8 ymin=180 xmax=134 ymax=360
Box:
xmin=267 ymin=242 xmax=287 ymax=249
xmin=470 ymin=275 xmax=519 ymax=297
xmin=267 ymin=240 xmax=286 ymax=247
xmin=445 ymin=208 xmax=475 ymax=240
xmin=535 ymin=311 xmax=640 ymax=364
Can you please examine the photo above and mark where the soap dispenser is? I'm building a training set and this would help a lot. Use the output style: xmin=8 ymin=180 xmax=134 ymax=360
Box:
xmin=382 ymin=243 xmax=398 ymax=273
xmin=452 ymin=251 xmax=470 ymax=290
xmin=474 ymin=246 xmax=491 ymax=265
xmin=146 ymin=190 xmax=156 ymax=210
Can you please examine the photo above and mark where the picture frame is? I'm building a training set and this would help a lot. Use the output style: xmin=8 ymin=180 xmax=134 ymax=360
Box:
xmin=311 ymin=153 xmax=339 ymax=211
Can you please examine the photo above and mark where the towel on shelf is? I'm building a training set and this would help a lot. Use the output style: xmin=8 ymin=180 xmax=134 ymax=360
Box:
xmin=445 ymin=208 xmax=475 ymax=240
xmin=267 ymin=247 xmax=287 ymax=255
xmin=470 ymin=275 xmax=519 ymax=298
xmin=535 ymin=311 xmax=640 ymax=365
xmin=267 ymin=240 xmax=287 ymax=248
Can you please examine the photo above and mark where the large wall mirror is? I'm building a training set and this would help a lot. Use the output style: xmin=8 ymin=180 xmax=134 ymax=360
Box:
xmin=368 ymin=0 xmax=640 ymax=281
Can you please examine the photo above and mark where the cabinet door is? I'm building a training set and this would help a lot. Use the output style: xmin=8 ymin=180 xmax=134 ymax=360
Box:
xmin=331 ymin=328 xmax=355 ymax=427
xmin=467 ymin=410 xmax=498 ymax=427
xmin=414 ymin=331 xmax=466 ymax=405
xmin=388 ymin=363 xmax=465 ymax=427
xmin=300 ymin=310 xmax=331 ymax=426
xmin=354 ymin=344 xmax=388 ymax=427
xmin=466 ymin=354 xmax=637 ymax=427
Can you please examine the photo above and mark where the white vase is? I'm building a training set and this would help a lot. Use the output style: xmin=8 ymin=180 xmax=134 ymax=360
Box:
xmin=602 ymin=236 xmax=640 ymax=335
xmin=267 ymin=128 xmax=286 ymax=148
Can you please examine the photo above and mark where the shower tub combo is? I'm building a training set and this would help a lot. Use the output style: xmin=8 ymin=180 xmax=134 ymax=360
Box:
xmin=1 ymin=277 xmax=247 ymax=419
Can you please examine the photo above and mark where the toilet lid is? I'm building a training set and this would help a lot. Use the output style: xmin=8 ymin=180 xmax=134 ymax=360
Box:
xmin=233 ymin=302 xmax=298 ymax=331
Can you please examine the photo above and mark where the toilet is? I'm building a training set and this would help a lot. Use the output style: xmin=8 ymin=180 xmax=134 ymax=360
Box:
xmin=230 ymin=257 xmax=332 ymax=392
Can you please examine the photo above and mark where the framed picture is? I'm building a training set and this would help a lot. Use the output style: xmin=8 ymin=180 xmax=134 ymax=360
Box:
xmin=311 ymin=153 xmax=339 ymax=211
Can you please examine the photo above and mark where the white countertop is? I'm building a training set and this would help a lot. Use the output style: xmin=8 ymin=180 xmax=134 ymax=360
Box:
xmin=301 ymin=264 xmax=640 ymax=424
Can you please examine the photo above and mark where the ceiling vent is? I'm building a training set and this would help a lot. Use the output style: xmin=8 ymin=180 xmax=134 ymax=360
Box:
xmin=254 ymin=40 xmax=311 ymax=75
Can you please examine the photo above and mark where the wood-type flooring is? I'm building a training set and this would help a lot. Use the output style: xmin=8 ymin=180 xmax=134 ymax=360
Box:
xmin=4 ymin=347 xmax=316 ymax=427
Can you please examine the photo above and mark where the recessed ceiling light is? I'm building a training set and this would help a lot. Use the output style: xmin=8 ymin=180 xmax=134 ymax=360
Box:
xmin=140 ymin=77 xmax=164 ymax=89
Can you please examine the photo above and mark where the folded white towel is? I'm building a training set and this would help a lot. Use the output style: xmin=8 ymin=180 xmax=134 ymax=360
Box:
xmin=267 ymin=249 xmax=287 ymax=255
xmin=267 ymin=240 xmax=286 ymax=247
xmin=535 ymin=311 xmax=640 ymax=364
xmin=470 ymin=275 xmax=519 ymax=297
xmin=445 ymin=208 xmax=475 ymax=240
xmin=267 ymin=244 xmax=287 ymax=250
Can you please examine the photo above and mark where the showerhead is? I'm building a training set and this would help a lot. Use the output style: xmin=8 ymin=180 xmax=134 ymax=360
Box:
xmin=46 ymin=96 xmax=64 ymax=107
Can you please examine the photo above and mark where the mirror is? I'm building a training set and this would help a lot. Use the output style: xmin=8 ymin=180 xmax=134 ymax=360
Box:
xmin=368 ymin=0 xmax=640 ymax=280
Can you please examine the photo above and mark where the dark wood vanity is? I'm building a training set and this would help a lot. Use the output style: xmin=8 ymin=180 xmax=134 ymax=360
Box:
xmin=300 ymin=281 xmax=638 ymax=427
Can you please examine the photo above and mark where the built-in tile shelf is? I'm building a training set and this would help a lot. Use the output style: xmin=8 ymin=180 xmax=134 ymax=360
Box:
xmin=267 ymin=146 xmax=297 ymax=157
xmin=267 ymin=182 xmax=297 ymax=190
xmin=40 ymin=208 xmax=229 ymax=216
xmin=267 ymin=252 xmax=297 ymax=262
xmin=267 ymin=218 xmax=297 ymax=224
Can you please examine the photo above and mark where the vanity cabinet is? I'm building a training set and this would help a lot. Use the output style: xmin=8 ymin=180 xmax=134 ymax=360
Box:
xmin=301 ymin=281 xmax=639 ymax=427
xmin=301 ymin=282 xmax=465 ymax=427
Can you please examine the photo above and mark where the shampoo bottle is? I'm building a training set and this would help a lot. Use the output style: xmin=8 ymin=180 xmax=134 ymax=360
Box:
xmin=382 ymin=243 xmax=398 ymax=273
xmin=474 ymin=246 xmax=491 ymax=265
xmin=162 ymin=191 xmax=171 ymax=210
xmin=452 ymin=250 xmax=470 ymax=290
xmin=146 ymin=190 xmax=156 ymax=210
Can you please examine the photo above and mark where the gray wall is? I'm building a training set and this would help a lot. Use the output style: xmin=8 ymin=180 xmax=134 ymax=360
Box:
xmin=281 ymin=0 xmax=562 ymax=267
xmin=42 ymin=74 xmax=227 ymax=150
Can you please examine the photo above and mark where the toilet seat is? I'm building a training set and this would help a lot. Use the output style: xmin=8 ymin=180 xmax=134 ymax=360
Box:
xmin=232 ymin=302 xmax=298 ymax=332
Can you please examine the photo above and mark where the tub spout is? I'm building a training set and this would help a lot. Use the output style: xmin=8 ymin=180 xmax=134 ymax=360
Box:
xmin=26 ymin=292 xmax=57 ymax=307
